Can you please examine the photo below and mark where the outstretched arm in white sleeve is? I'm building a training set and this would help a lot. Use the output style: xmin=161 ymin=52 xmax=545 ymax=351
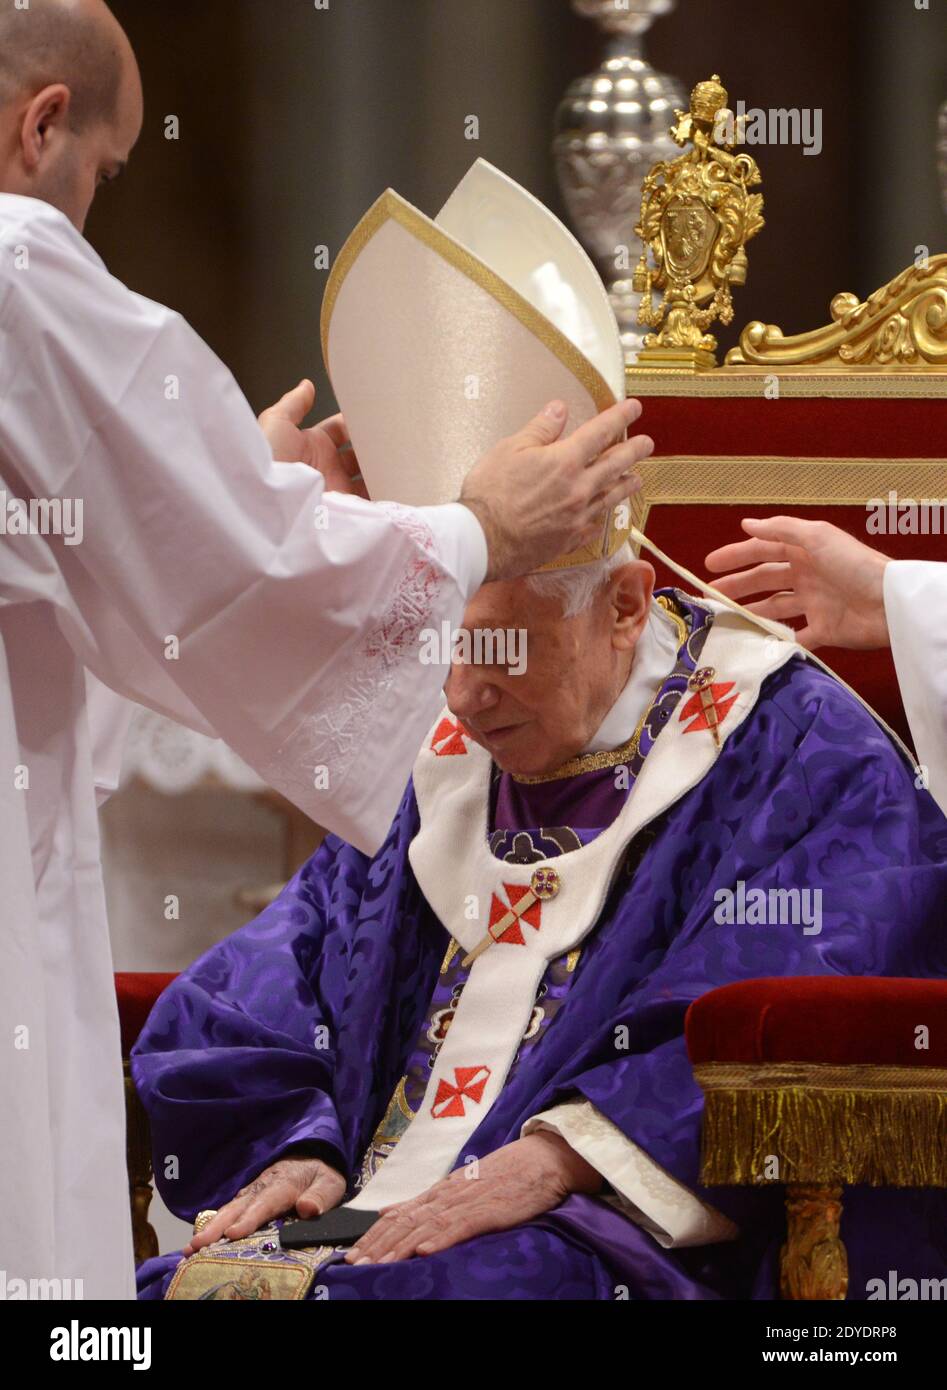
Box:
xmin=0 ymin=201 xmax=649 ymax=851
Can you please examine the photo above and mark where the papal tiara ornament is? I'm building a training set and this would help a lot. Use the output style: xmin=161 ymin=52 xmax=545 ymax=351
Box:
xmin=320 ymin=159 xmax=644 ymax=572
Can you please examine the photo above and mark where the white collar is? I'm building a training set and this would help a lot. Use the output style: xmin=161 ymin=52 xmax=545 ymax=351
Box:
xmin=583 ymin=601 xmax=682 ymax=754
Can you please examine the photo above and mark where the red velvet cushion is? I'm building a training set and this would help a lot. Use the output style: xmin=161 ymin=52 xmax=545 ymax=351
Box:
xmin=114 ymin=972 xmax=178 ymax=1056
xmin=685 ymin=978 xmax=947 ymax=1068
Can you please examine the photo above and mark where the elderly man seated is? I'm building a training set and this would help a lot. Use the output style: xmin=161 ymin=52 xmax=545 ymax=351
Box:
xmin=135 ymin=546 xmax=947 ymax=1301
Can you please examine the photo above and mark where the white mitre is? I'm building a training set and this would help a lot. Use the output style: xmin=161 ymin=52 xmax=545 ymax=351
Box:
xmin=320 ymin=158 xmax=642 ymax=571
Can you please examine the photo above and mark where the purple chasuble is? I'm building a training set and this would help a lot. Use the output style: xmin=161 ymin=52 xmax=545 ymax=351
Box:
xmin=355 ymin=597 xmax=712 ymax=1190
xmin=132 ymin=588 xmax=947 ymax=1302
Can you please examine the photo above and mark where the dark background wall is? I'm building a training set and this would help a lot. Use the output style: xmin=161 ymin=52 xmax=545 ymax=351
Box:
xmin=92 ymin=0 xmax=947 ymax=416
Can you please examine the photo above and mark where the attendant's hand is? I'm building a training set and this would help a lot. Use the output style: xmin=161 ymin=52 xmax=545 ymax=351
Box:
xmin=344 ymin=1131 xmax=602 ymax=1266
xmin=705 ymin=516 xmax=892 ymax=651
xmin=461 ymin=398 xmax=652 ymax=582
xmin=258 ymin=380 xmax=367 ymax=495
xmin=184 ymin=1156 xmax=346 ymax=1256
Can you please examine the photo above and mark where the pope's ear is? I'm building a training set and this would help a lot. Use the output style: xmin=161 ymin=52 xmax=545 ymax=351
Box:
xmin=610 ymin=560 xmax=654 ymax=651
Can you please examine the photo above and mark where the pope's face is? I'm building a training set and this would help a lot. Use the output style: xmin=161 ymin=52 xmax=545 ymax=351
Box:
xmin=444 ymin=561 xmax=654 ymax=777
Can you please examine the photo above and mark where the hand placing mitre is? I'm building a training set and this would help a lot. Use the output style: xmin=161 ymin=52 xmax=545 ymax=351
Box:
xmin=260 ymin=386 xmax=652 ymax=581
xmin=461 ymin=397 xmax=653 ymax=583
xmin=705 ymin=516 xmax=892 ymax=652
xmin=258 ymin=379 xmax=367 ymax=495
xmin=183 ymin=1155 xmax=347 ymax=1256
xmin=344 ymin=1131 xmax=602 ymax=1266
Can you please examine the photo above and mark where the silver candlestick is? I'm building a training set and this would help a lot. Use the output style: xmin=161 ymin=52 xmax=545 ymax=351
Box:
xmin=554 ymin=0 xmax=686 ymax=364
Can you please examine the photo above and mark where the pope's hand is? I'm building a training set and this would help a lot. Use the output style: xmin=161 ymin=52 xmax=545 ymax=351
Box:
xmin=183 ymin=1156 xmax=347 ymax=1256
xmin=461 ymin=398 xmax=653 ymax=582
xmin=343 ymin=1131 xmax=602 ymax=1266
xmin=705 ymin=516 xmax=892 ymax=651
xmin=258 ymin=380 xmax=367 ymax=495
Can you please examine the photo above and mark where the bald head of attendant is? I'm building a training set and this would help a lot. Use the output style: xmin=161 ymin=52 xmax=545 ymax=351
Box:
xmin=0 ymin=0 xmax=142 ymax=232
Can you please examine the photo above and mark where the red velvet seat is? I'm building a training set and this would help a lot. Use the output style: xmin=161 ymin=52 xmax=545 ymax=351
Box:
xmin=115 ymin=972 xmax=178 ymax=1056
xmin=685 ymin=975 xmax=947 ymax=1300
xmin=686 ymin=976 xmax=947 ymax=1068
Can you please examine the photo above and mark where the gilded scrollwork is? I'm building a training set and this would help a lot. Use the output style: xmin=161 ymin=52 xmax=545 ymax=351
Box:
xmin=727 ymin=255 xmax=947 ymax=370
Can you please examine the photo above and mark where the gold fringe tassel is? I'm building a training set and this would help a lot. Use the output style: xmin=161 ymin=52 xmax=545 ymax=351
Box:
xmin=696 ymin=1068 xmax=947 ymax=1188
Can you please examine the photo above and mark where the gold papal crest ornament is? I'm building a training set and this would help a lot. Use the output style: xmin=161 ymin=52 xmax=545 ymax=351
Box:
xmin=633 ymin=75 xmax=765 ymax=372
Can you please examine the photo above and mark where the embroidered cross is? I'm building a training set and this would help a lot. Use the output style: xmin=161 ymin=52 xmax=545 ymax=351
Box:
xmin=430 ymin=717 xmax=468 ymax=756
xmin=462 ymin=868 xmax=560 ymax=967
xmin=678 ymin=667 xmax=739 ymax=748
xmin=431 ymin=1064 xmax=491 ymax=1119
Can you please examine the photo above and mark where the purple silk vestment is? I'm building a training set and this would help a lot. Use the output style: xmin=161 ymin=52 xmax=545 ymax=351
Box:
xmin=134 ymin=602 xmax=947 ymax=1300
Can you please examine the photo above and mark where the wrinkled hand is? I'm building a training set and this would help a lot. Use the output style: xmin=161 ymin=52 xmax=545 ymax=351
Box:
xmin=705 ymin=516 xmax=892 ymax=651
xmin=344 ymin=1131 xmax=601 ymax=1266
xmin=461 ymin=398 xmax=652 ymax=582
xmin=184 ymin=1156 xmax=346 ymax=1256
xmin=258 ymin=380 xmax=366 ymax=495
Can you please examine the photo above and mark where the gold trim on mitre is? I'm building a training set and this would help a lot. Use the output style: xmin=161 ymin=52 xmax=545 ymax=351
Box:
xmin=321 ymin=189 xmax=644 ymax=570
xmin=321 ymin=190 xmax=615 ymax=417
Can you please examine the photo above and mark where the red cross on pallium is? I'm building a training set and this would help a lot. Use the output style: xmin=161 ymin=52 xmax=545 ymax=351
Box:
xmin=488 ymin=884 xmax=542 ymax=946
xmin=431 ymin=1064 xmax=492 ymax=1119
xmin=678 ymin=681 xmax=739 ymax=736
xmin=430 ymin=717 xmax=468 ymax=756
